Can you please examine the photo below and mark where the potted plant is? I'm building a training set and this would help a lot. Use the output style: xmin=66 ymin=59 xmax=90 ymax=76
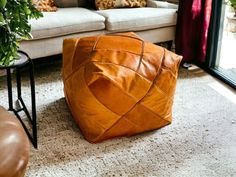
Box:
xmin=0 ymin=0 xmax=42 ymax=66
xmin=227 ymin=0 xmax=236 ymax=16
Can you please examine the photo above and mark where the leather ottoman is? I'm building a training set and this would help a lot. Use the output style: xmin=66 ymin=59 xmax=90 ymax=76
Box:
xmin=0 ymin=106 xmax=30 ymax=177
xmin=62 ymin=32 xmax=182 ymax=143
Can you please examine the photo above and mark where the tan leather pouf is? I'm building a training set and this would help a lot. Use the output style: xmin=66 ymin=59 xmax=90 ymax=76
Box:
xmin=0 ymin=106 xmax=30 ymax=177
xmin=62 ymin=32 xmax=182 ymax=143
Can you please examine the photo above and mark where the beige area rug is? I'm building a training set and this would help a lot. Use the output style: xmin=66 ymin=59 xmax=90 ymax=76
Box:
xmin=0 ymin=60 xmax=236 ymax=177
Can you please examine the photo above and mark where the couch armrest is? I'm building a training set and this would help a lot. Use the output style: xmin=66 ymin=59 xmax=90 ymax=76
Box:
xmin=147 ymin=0 xmax=178 ymax=9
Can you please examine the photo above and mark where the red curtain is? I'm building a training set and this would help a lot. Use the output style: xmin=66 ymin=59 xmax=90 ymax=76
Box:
xmin=175 ymin=0 xmax=213 ymax=63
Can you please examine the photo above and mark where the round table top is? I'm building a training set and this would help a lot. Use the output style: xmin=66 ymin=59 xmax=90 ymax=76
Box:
xmin=0 ymin=51 xmax=30 ymax=69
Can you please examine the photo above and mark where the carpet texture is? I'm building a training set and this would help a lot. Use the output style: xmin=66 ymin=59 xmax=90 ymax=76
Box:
xmin=0 ymin=60 xmax=235 ymax=177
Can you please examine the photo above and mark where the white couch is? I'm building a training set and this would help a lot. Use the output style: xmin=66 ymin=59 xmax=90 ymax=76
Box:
xmin=20 ymin=0 xmax=178 ymax=59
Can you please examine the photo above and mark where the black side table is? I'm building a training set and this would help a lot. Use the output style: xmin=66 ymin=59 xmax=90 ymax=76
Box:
xmin=0 ymin=51 xmax=37 ymax=148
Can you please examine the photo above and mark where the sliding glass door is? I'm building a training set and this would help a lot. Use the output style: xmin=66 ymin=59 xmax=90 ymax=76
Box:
xmin=207 ymin=0 xmax=236 ymax=89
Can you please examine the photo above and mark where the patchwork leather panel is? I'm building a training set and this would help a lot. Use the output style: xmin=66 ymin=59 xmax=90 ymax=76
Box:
xmin=63 ymin=32 xmax=182 ymax=143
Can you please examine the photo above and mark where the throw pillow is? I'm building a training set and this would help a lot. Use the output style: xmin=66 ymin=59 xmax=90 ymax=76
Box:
xmin=32 ymin=0 xmax=57 ymax=12
xmin=95 ymin=0 xmax=147 ymax=10
xmin=54 ymin=0 xmax=87 ymax=7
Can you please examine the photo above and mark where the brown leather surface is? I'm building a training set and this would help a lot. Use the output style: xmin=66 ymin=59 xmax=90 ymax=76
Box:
xmin=62 ymin=32 xmax=182 ymax=143
xmin=0 ymin=106 xmax=30 ymax=177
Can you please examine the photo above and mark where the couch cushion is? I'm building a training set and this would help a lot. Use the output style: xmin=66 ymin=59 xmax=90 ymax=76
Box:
xmin=30 ymin=8 xmax=105 ymax=40
xmin=96 ymin=7 xmax=177 ymax=32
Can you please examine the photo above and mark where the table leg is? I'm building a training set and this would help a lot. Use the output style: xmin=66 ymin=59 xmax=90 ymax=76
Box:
xmin=29 ymin=60 xmax=37 ymax=148
xmin=16 ymin=69 xmax=21 ymax=99
xmin=16 ymin=68 xmax=32 ymax=123
xmin=6 ymin=68 xmax=13 ymax=111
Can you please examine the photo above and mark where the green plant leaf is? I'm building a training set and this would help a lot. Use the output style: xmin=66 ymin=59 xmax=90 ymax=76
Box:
xmin=229 ymin=0 xmax=236 ymax=6
xmin=0 ymin=0 xmax=43 ymax=66
xmin=0 ymin=12 xmax=5 ymax=26
xmin=0 ymin=0 xmax=7 ymax=9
